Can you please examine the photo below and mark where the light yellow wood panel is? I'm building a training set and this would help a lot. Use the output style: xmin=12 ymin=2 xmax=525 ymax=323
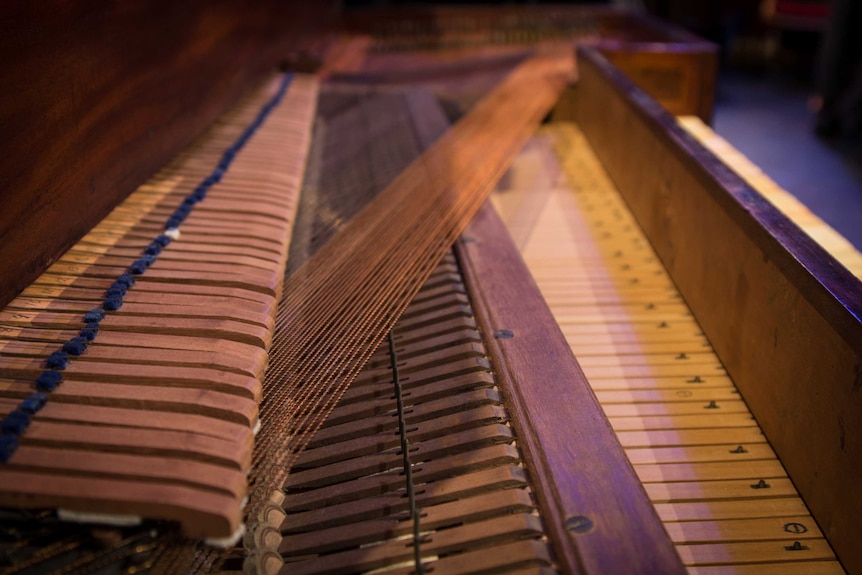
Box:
xmin=678 ymin=116 xmax=862 ymax=278
xmin=492 ymin=122 xmax=845 ymax=574
xmin=689 ymin=561 xmax=845 ymax=574
xmin=645 ymin=477 xmax=799 ymax=503
xmin=602 ymin=399 xmax=749 ymax=416
xmin=616 ymin=427 xmax=767 ymax=448
xmin=581 ymin=363 xmax=727 ymax=380
xmin=597 ymin=389 xmax=740 ymax=404
xmin=568 ymin=340 xmax=714 ymax=356
xmin=586 ymin=375 xmax=733 ymax=391
xmin=578 ymin=351 xmax=724 ymax=368
xmin=610 ymin=412 xmax=759 ymax=432
xmin=626 ymin=444 xmax=778 ymax=465
xmin=664 ymin=515 xmax=824 ymax=544
xmin=635 ymin=459 xmax=787 ymax=483
xmin=655 ymin=498 xmax=813 ymax=522
xmin=678 ymin=538 xmax=836 ymax=565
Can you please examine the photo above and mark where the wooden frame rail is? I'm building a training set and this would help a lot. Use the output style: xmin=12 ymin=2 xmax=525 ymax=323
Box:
xmin=567 ymin=46 xmax=862 ymax=575
xmin=457 ymin=203 xmax=686 ymax=574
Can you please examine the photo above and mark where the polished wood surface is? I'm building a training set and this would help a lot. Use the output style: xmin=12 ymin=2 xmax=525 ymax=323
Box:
xmin=0 ymin=73 xmax=318 ymax=539
xmin=492 ymin=123 xmax=846 ymax=573
xmin=568 ymin=46 xmax=862 ymax=575
xmin=459 ymin=202 xmax=686 ymax=575
xmin=677 ymin=116 xmax=862 ymax=278
xmin=0 ymin=1 xmax=336 ymax=311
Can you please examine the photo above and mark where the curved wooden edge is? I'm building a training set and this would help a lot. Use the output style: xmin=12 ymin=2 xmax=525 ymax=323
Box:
xmin=455 ymin=201 xmax=686 ymax=575
xmin=571 ymin=45 xmax=861 ymax=575
xmin=0 ymin=469 xmax=242 ymax=539
xmin=575 ymin=46 xmax=862 ymax=348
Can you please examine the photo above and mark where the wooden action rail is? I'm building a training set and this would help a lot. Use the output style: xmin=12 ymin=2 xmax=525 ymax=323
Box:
xmin=272 ymin=252 xmax=557 ymax=574
xmin=492 ymin=124 xmax=846 ymax=574
xmin=244 ymin=52 xmax=571 ymax=526
xmin=214 ymin=75 xmax=682 ymax=575
xmin=0 ymin=73 xmax=318 ymax=540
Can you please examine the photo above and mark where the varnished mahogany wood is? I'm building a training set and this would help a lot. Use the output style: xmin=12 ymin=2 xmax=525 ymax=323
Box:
xmin=457 ymin=202 xmax=686 ymax=575
xmin=570 ymin=46 xmax=862 ymax=575
xmin=595 ymin=12 xmax=717 ymax=122
xmin=0 ymin=1 xmax=337 ymax=310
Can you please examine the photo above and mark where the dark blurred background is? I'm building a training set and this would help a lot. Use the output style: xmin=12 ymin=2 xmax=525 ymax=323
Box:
xmin=344 ymin=0 xmax=862 ymax=252
xmin=653 ymin=0 xmax=862 ymax=252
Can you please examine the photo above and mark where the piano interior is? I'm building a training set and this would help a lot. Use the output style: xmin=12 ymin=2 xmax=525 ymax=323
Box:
xmin=0 ymin=3 xmax=860 ymax=575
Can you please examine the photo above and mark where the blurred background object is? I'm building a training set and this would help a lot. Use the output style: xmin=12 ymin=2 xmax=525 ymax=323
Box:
xmin=342 ymin=0 xmax=862 ymax=249
xmin=636 ymin=0 xmax=862 ymax=250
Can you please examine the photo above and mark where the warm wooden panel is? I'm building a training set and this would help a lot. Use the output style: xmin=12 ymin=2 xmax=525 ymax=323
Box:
xmin=0 ymin=1 xmax=337 ymax=310
xmin=601 ymin=48 xmax=717 ymax=122
xmin=491 ymin=125 xmax=842 ymax=573
xmin=570 ymin=47 xmax=862 ymax=575
xmin=678 ymin=115 xmax=862 ymax=277
xmin=457 ymin=202 xmax=686 ymax=575
xmin=596 ymin=12 xmax=718 ymax=122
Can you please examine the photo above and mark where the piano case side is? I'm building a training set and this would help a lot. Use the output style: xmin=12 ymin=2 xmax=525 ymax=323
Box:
xmin=0 ymin=1 xmax=337 ymax=310
xmin=568 ymin=46 xmax=862 ymax=575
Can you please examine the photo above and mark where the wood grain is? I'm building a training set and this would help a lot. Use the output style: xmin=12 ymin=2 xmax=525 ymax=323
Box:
xmin=0 ymin=72 xmax=317 ymax=539
xmin=491 ymin=124 xmax=842 ymax=573
xmin=572 ymin=46 xmax=862 ymax=575
xmin=456 ymin=201 xmax=686 ymax=575
xmin=0 ymin=1 xmax=337 ymax=310
xmin=678 ymin=115 xmax=862 ymax=277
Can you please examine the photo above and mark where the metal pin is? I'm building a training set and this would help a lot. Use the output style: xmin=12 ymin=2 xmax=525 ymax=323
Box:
xmin=705 ymin=400 xmax=719 ymax=409
xmin=493 ymin=329 xmax=514 ymax=339
xmin=565 ymin=515 xmax=593 ymax=534
xmin=730 ymin=445 xmax=748 ymax=454
xmin=751 ymin=479 xmax=770 ymax=489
